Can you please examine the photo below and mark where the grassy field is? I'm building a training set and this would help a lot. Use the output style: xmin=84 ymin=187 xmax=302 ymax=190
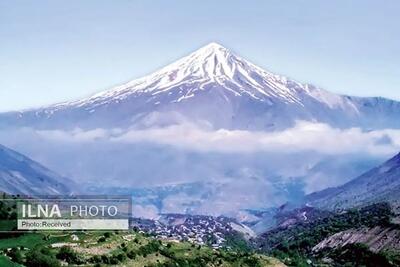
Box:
xmin=0 ymin=233 xmax=71 ymax=250
xmin=0 ymin=231 xmax=285 ymax=267
xmin=0 ymin=255 xmax=22 ymax=267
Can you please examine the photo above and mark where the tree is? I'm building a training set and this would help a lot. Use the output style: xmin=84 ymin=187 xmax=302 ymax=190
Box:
xmin=127 ymin=250 xmax=136 ymax=259
xmin=25 ymin=250 xmax=60 ymax=267
xmin=8 ymin=247 xmax=23 ymax=264
xmin=56 ymin=246 xmax=83 ymax=264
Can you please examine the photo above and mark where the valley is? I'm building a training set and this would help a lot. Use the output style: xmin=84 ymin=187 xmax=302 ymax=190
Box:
xmin=0 ymin=43 xmax=399 ymax=266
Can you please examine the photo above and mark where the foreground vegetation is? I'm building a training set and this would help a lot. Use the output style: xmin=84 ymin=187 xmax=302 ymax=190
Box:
xmin=0 ymin=230 xmax=284 ymax=267
xmin=256 ymin=203 xmax=400 ymax=266
xmin=1 ymin=195 xmax=399 ymax=266
xmin=315 ymin=243 xmax=400 ymax=267
xmin=0 ymin=194 xmax=283 ymax=267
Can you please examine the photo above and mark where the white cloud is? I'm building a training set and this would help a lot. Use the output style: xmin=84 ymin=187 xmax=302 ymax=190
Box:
xmin=34 ymin=121 xmax=400 ymax=156
xmin=0 ymin=123 xmax=395 ymax=213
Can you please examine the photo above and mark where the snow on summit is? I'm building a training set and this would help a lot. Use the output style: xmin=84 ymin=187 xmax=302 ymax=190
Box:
xmin=55 ymin=42 xmax=352 ymax=108
xmin=2 ymin=42 xmax=400 ymax=131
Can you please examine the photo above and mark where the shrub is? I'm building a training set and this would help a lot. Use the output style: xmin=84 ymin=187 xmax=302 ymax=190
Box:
xmin=25 ymin=249 xmax=60 ymax=267
xmin=8 ymin=247 xmax=23 ymax=264
xmin=127 ymin=250 xmax=136 ymax=259
xmin=89 ymin=255 xmax=102 ymax=263
xmin=56 ymin=246 xmax=83 ymax=264
xmin=116 ymin=253 xmax=127 ymax=262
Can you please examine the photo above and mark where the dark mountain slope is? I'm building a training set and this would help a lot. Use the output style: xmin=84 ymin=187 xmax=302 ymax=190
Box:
xmin=0 ymin=144 xmax=73 ymax=195
xmin=306 ymin=152 xmax=400 ymax=211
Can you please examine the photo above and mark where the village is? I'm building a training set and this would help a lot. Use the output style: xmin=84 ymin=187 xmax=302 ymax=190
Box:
xmin=130 ymin=214 xmax=243 ymax=249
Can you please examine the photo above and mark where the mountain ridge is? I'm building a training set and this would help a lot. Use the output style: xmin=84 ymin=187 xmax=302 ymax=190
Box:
xmin=2 ymin=42 xmax=400 ymax=131
xmin=0 ymin=144 xmax=74 ymax=195
xmin=306 ymin=152 xmax=400 ymax=211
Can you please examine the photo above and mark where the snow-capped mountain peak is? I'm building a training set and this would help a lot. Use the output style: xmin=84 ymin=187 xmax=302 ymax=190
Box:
xmin=2 ymin=42 xmax=400 ymax=131
xmin=168 ymin=41 xmax=238 ymax=80
xmin=138 ymin=41 xmax=242 ymax=85
xmin=69 ymin=42 xmax=308 ymax=107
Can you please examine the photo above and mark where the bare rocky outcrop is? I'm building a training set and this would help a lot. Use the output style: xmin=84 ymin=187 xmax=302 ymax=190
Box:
xmin=313 ymin=226 xmax=400 ymax=253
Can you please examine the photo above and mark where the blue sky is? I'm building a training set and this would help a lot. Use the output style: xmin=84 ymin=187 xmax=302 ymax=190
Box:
xmin=1 ymin=0 xmax=399 ymax=111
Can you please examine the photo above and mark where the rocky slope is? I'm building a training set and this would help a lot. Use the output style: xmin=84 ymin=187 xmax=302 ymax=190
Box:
xmin=254 ymin=203 xmax=399 ymax=266
xmin=312 ymin=226 xmax=400 ymax=253
xmin=306 ymin=152 xmax=400 ymax=211
xmin=0 ymin=144 xmax=73 ymax=195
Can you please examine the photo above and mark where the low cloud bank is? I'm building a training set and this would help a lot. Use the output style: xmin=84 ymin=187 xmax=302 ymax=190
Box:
xmin=34 ymin=121 xmax=400 ymax=156
xmin=0 ymin=122 xmax=394 ymax=215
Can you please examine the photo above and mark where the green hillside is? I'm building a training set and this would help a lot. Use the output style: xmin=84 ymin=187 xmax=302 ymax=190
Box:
xmin=0 ymin=231 xmax=285 ymax=267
